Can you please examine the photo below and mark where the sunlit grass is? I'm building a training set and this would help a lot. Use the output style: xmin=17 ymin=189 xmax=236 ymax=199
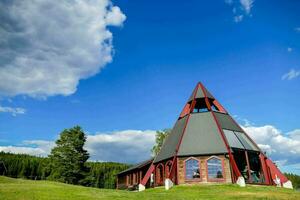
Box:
xmin=0 ymin=176 xmax=299 ymax=200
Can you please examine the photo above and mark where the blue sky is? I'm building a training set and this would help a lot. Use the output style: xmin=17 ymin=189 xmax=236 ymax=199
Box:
xmin=0 ymin=1 xmax=300 ymax=174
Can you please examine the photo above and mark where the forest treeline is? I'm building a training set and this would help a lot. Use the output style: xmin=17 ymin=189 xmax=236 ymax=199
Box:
xmin=1 ymin=126 xmax=300 ymax=190
xmin=0 ymin=152 xmax=130 ymax=189
xmin=1 ymin=152 xmax=300 ymax=189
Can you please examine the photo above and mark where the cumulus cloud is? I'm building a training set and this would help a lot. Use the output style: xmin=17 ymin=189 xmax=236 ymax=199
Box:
xmin=287 ymin=47 xmax=293 ymax=52
xmin=22 ymin=140 xmax=55 ymax=155
xmin=86 ymin=130 xmax=156 ymax=163
xmin=0 ymin=130 xmax=156 ymax=164
xmin=242 ymin=125 xmax=300 ymax=165
xmin=281 ymin=69 xmax=300 ymax=80
xmin=1 ymin=125 xmax=299 ymax=168
xmin=287 ymin=129 xmax=300 ymax=140
xmin=0 ymin=146 xmax=46 ymax=156
xmin=0 ymin=139 xmax=54 ymax=157
xmin=240 ymin=0 xmax=254 ymax=15
xmin=0 ymin=0 xmax=126 ymax=98
xmin=0 ymin=105 xmax=26 ymax=116
xmin=295 ymin=27 xmax=300 ymax=32
xmin=225 ymin=0 xmax=254 ymax=23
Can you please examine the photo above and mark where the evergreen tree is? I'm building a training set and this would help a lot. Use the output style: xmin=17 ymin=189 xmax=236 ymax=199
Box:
xmin=49 ymin=126 xmax=89 ymax=184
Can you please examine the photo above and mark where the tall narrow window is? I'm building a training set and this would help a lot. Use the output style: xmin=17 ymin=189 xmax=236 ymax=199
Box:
xmin=165 ymin=161 xmax=173 ymax=178
xmin=207 ymin=157 xmax=224 ymax=180
xmin=248 ymin=151 xmax=265 ymax=183
xmin=185 ymin=158 xmax=200 ymax=180
xmin=156 ymin=164 xmax=164 ymax=185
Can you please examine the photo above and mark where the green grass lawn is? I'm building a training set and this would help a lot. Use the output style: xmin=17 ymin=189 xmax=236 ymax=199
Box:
xmin=0 ymin=176 xmax=299 ymax=200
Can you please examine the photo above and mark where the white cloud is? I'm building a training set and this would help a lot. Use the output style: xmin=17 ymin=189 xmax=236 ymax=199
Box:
xmin=225 ymin=0 xmax=254 ymax=23
xmin=240 ymin=0 xmax=254 ymax=15
xmin=233 ymin=115 xmax=254 ymax=127
xmin=0 ymin=105 xmax=26 ymax=116
xmin=234 ymin=15 xmax=244 ymax=23
xmin=86 ymin=130 xmax=156 ymax=163
xmin=281 ymin=69 xmax=300 ymax=80
xmin=105 ymin=6 xmax=126 ymax=26
xmin=287 ymin=47 xmax=293 ymax=52
xmin=287 ymin=129 xmax=300 ymax=140
xmin=1 ymin=125 xmax=300 ymax=169
xmin=0 ymin=140 xmax=54 ymax=157
xmin=22 ymin=140 xmax=55 ymax=155
xmin=295 ymin=27 xmax=300 ymax=32
xmin=0 ymin=130 xmax=156 ymax=164
xmin=0 ymin=0 xmax=126 ymax=98
xmin=0 ymin=141 xmax=55 ymax=157
xmin=0 ymin=146 xmax=45 ymax=156
xmin=242 ymin=125 xmax=300 ymax=165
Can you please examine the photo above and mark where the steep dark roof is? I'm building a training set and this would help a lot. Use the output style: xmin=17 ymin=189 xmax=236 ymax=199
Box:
xmin=177 ymin=112 xmax=228 ymax=156
xmin=153 ymin=116 xmax=188 ymax=163
xmin=118 ymin=158 xmax=153 ymax=175
xmin=153 ymin=83 xmax=260 ymax=163
xmin=188 ymin=84 xmax=214 ymax=102
xmin=214 ymin=112 xmax=243 ymax=132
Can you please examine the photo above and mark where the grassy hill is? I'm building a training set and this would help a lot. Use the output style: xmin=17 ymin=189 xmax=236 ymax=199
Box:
xmin=0 ymin=176 xmax=299 ymax=200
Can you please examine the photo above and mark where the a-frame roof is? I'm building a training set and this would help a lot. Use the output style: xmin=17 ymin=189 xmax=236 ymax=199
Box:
xmin=153 ymin=82 xmax=260 ymax=163
xmin=188 ymin=83 xmax=214 ymax=102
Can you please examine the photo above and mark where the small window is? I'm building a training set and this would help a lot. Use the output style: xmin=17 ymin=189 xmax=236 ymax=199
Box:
xmin=185 ymin=158 xmax=200 ymax=180
xmin=211 ymin=104 xmax=219 ymax=112
xmin=193 ymin=98 xmax=209 ymax=113
xmin=207 ymin=157 xmax=224 ymax=180
xmin=209 ymin=99 xmax=226 ymax=113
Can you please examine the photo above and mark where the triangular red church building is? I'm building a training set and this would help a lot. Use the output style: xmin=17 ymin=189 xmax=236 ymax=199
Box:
xmin=117 ymin=82 xmax=292 ymax=190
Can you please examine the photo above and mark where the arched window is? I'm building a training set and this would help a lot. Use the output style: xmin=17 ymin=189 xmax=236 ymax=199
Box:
xmin=207 ymin=157 xmax=224 ymax=181
xmin=165 ymin=161 xmax=173 ymax=178
xmin=156 ymin=163 xmax=164 ymax=185
xmin=185 ymin=158 xmax=200 ymax=180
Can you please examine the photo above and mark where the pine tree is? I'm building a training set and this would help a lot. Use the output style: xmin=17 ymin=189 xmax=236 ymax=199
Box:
xmin=49 ymin=126 xmax=89 ymax=184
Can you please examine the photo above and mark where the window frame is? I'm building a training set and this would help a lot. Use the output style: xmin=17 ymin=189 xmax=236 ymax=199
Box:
xmin=184 ymin=157 xmax=202 ymax=182
xmin=165 ymin=160 xmax=173 ymax=178
xmin=155 ymin=163 xmax=165 ymax=185
xmin=206 ymin=156 xmax=226 ymax=182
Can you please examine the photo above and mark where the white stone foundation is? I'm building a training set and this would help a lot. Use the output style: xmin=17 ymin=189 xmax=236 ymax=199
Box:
xmin=283 ymin=180 xmax=293 ymax=189
xmin=138 ymin=184 xmax=145 ymax=192
xmin=165 ymin=178 xmax=174 ymax=190
xmin=236 ymin=176 xmax=246 ymax=187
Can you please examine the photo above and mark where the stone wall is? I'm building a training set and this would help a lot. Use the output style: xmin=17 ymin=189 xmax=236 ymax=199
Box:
xmin=177 ymin=154 xmax=232 ymax=184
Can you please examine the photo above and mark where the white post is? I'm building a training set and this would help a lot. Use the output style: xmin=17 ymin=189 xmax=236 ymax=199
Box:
xmin=236 ymin=176 xmax=246 ymax=187
xmin=138 ymin=184 xmax=145 ymax=192
xmin=283 ymin=180 xmax=293 ymax=189
xmin=165 ymin=178 xmax=174 ymax=190
xmin=274 ymin=174 xmax=281 ymax=187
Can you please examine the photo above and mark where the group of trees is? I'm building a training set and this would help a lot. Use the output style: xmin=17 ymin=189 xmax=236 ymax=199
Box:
xmin=0 ymin=152 xmax=50 ymax=180
xmin=0 ymin=151 xmax=128 ymax=189
xmin=1 ymin=127 xmax=300 ymax=190
xmin=0 ymin=126 xmax=129 ymax=189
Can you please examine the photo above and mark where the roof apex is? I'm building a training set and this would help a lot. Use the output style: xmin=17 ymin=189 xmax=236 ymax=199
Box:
xmin=188 ymin=82 xmax=214 ymax=102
